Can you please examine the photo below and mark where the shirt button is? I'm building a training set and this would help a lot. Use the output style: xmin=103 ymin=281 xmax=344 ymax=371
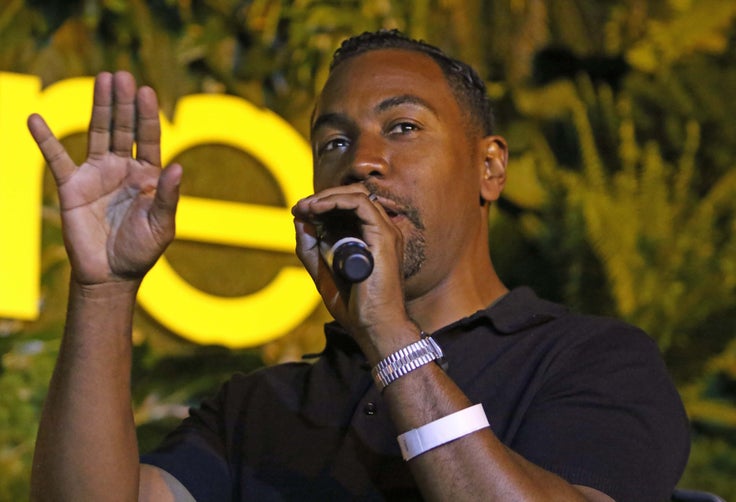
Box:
xmin=363 ymin=402 xmax=377 ymax=415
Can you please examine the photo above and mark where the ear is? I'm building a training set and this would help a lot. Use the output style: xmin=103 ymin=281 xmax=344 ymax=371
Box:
xmin=479 ymin=136 xmax=508 ymax=205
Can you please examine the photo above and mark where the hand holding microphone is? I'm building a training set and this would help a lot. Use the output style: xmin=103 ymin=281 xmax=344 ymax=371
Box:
xmin=316 ymin=208 xmax=374 ymax=283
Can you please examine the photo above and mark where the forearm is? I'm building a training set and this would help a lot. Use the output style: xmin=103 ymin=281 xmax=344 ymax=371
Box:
xmin=377 ymin=332 xmax=590 ymax=501
xmin=31 ymin=279 xmax=141 ymax=501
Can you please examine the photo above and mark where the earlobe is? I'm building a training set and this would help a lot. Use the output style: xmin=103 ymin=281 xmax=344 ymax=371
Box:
xmin=479 ymin=136 xmax=508 ymax=204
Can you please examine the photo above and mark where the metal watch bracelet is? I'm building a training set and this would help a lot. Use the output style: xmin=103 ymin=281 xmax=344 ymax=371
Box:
xmin=371 ymin=336 xmax=445 ymax=391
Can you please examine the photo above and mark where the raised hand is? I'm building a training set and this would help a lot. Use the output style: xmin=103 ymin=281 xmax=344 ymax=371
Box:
xmin=27 ymin=71 xmax=181 ymax=286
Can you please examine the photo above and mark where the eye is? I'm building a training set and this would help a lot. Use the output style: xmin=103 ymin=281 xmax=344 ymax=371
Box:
xmin=318 ymin=136 xmax=350 ymax=155
xmin=388 ymin=121 xmax=421 ymax=135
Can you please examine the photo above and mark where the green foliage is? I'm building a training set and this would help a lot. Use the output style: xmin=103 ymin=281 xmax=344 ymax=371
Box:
xmin=625 ymin=0 xmax=736 ymax=74
xmin=0 ymin=330 xmax=59 ymax=501
xmin=680 ymin=335 xmax=736 ymax=499
xmin=518 ymin=79 xmax=736 ymax=353
xmin=680 ymin=434 xmax=736 ymax=501
xmin=683 ymin=336 xmax=736 ymax=435
xmin=501 ymin=2 xmax=736 ymax=494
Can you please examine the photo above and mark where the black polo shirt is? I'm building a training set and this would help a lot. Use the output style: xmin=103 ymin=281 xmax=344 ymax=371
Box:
xmin=141 ymin=287 xmax=690 ymax=501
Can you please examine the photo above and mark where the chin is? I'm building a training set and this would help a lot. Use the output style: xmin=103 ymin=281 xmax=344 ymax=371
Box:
xmin=402 ymin=234 xmax=426 ymax=280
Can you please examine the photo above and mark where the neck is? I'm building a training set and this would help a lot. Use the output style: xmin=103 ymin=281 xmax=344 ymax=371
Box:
xmin=405 ymin=257 xmax=508 ymax=334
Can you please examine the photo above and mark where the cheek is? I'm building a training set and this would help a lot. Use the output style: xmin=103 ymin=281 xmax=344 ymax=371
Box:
xmin=418 ymin=172 xmax=479 ymax=241
xmin=312 ymin=175 xmax=330 ymax=192
xmin=312 ymin=162 xmax=341 ymax=191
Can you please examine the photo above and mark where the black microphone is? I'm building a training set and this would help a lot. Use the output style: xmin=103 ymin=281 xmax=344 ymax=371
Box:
xmin=316 ymin=209 xmax=374 ymax=283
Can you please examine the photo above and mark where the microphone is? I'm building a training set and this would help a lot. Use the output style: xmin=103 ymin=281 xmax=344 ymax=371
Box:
xmin=316 ymin=209 xmax=374 ymax=283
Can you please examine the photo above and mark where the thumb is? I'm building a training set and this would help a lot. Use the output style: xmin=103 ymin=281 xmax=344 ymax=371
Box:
xmin=148 ymin=163 xmax=182 ymax=244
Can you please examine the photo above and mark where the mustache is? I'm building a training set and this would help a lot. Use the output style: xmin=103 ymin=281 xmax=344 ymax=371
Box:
xmin=363 ymin=181 xmax=425 ymax=231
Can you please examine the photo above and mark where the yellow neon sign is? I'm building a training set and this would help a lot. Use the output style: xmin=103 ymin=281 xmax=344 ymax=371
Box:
xmin=0 ymin=72 xmax=321 ymax=348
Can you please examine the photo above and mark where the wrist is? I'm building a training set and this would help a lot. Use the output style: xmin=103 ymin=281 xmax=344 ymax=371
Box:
xmin=356 ymin=319 xmax=422 ymax=366
xmin=65 ymin=278 xmax=140 ymax=348
xmin=371 ymin=333 xmax=446 ymax=391
xmin=70 ymin=277 xmax=141 ymax=302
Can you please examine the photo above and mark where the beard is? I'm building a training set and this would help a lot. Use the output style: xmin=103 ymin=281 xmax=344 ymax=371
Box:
xmin=403 ymin=230 xmax=426 ymax=279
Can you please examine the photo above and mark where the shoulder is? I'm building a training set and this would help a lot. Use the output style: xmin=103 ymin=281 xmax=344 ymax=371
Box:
xmin=492 ymin=294 xmax=690 ymax=501
xmin=488 ymin=286 xmax=659 ymax=355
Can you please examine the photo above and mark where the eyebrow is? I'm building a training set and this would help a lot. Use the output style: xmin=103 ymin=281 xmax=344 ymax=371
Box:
xmin=374 ymin=94 xmax=437 ymax=116
xmin=311 ymin=112 xmax=352 ymax=137
xmin=311 ymin=94 xmax=438 ymax=137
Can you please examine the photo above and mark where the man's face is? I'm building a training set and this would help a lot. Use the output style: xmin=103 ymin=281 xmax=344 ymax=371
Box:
xmin=310 ymin=49 xmax=484 ymax=290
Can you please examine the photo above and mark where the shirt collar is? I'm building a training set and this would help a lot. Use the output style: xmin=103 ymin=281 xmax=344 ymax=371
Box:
xmin=471 ymin=286 xmax=568 ymax=335
xmin=318 ymin=286 xmax=568 ymax=357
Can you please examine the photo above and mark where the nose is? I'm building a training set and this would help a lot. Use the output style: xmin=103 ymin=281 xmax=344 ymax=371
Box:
xmin=342 ymin=134 xmax=388 ymax=185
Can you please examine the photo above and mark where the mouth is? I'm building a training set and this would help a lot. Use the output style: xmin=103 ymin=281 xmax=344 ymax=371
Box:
xmin=383 ymin=206 xmax=400 ymax=218
xmin=371 ymin=195 xmax=403 ymax=219
xmin=364 ymin=183 xmax=424 ymax=230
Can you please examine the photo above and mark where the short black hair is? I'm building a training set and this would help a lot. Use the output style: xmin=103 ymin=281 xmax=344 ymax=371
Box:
xmin=329 ymin=29 xmax=495 ymax=136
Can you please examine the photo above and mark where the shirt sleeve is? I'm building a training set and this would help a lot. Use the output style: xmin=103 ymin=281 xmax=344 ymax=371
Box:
xmin=509 ymin=320 xmax=690 ymax=502
xmin=140 ymin=379 xmax=235 ymax=502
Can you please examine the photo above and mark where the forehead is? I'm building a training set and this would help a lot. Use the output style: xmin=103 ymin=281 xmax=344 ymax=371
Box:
xmin=315 ymin=49 xmax=459 ymax=119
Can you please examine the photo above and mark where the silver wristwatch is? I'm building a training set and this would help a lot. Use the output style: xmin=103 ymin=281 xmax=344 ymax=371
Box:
xmin=371 ymin=336 xmax=445 ymax=390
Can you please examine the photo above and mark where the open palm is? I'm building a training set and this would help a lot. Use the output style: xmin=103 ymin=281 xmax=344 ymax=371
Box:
xmin=28 ymin=71 xmax=181 ymax=285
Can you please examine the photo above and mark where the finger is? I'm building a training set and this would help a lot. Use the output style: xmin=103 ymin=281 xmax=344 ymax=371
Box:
xmin=293 ymin=217 xmax=346 ymax=310
xmin=291 ymin=185 xmax=371 ymax=220
xmin=148 ymin=163 xmax=182 ymax=245
xmin=27 ymin=113 xmax=77 ymax=186
xmin=299 ymin=191 xmax=390 ymax=227
xmin=293 ymin=217 xmax=320 ymax=280
xmin=87 ymin=72 xmax=113 ymax=159
xmin=135 ymin=86 xmax=161 ymax=167
xmin=110 ymin=71 xmax=137 ymax=157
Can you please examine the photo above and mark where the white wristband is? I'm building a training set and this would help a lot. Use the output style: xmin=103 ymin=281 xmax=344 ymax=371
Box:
xmin=396 ymin=404 xmax=490 ymax=461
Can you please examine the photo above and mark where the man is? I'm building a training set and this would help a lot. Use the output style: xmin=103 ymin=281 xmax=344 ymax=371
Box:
xmin=28 ymin=30 xmax=689 ymax=501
